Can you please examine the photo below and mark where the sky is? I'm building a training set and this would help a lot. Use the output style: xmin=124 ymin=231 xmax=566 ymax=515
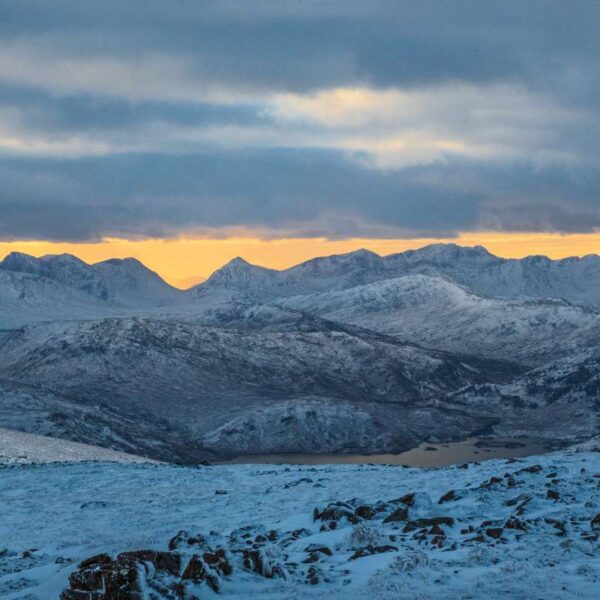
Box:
xmin=1 ymin=1 xmax=599 ymax=285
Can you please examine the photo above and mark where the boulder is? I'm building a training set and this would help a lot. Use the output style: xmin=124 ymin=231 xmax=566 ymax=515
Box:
xmin=438 ymin=490 xmax=458 ymax=504
xmin=349 ymin=545 xmax=398 ymax=561
xmin=403 ymin=517 xmax=455 ymax=533
xmin=383 ymin=507 xmax=409 ymax=524
xmin=486 ymin=528 xmax=504 ymax=539
xmin=304 ymin=544 xmax=333 ymax=557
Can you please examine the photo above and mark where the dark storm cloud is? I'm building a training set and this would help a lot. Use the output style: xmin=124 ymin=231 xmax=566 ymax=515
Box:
xmin=0 ymin=0 xmax=599 ymax=240
xmin=2 ymin=1 xmax=598 ymax=92
xmin=1 ymin=151 xmax=599 ymax=242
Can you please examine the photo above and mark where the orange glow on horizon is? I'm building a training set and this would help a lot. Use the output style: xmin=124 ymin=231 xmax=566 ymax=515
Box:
xmin=1 ymin=232 xmax=600 ymax=289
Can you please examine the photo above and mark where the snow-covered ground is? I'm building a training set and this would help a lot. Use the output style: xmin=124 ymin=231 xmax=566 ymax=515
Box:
xmin=0 ymin=427 xmax=158 ymax=465
xmin=1 ymin=449 xmax=598 ymax=599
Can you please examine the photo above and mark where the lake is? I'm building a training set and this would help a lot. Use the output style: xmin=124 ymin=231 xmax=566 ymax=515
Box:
xmin=217 ymin=437 xmax=555 ymax=468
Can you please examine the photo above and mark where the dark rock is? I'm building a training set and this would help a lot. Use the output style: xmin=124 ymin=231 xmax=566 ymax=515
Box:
xmin=69 ymin=567 xmax=105 ymax=592
xmin=168 ymin=530 xmax=208 ymax=552
xmin=590 ymin=514 xmax=600 ymax=531
xmin=545 ymin=518 xmax=566 ymax=536
xmin=403 ymin=517 xmax=455 ymax=533
xmin=505 ymin=493 xmax=531 ymax=511
xmin=204 ymin=549 xmax=233 ymax=576
xmin=355 ymin=505 xmax=376 ymax=520
xmin=306 ymin=566 xmax=319 ymax=585
xmin=480 ymin=476 xmax=503 ymax=488
xmin=438 ymin=490 xmax=457 ymax=504
xmin=117 ymin=550 xmax=181 ymax=576
xmin=182 ymin=554 xmax=207 ymax=581
xmin=304 ymin=544 xmax=333 ymax=557
xmin=182 ymin=554 xmax=220 ymax=592
xmin=504 ymin=517 xmax=527 ymax=531
xmin=302 ymin=553 xmax=320 ymax=564
xmin=314 ymin=502 xmax=355 ymax=522
xmin=78 ymin=554 xmax=112 ymax=569
xmin=486 ymin=528 xmax=504 ymax=539
xmin=242 ymin=548 xmax=282 ymax=578
xmin=350 ymin=545 xmax=398 ymax=560
xmin=392 ymin=493 xmax=415 ymax=506
xmin=383 ymin=507 xmax=409 ymax=524
xmin=517 ymin=465 xmax=543 ymax=475
xmin=547 ymin=489 xmax=560 ymax=501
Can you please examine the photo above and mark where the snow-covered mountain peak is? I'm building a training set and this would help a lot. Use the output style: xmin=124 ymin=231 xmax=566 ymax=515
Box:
xmin=396 ymin=242 xmax=498 ymax=265
xmin=0 ymin=251 xmax=87 ymax=275
xmin=291 ymin=248 xmax=382 ymax=275
xmin=0 ymin=250 xmax=180 ymax=310
xmin=202 ymin=257 xmax=277 ymax=291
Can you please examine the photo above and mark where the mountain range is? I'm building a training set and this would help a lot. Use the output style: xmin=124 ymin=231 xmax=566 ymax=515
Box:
xmin=1 ymin=243 xmax=599 ymax=461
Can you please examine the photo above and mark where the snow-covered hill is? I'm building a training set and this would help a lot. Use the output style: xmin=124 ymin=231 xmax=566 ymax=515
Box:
xmin=0 ymin=427 xmax=157 ymax=465
xmin=449 ymin=347 xmax=600 ymax=441
xmin=0 ymin=317 xmax=519 ymax=460
xmin=0 ymin=378 xmax=209 ymax=463
xmin=274 ymin=274 xmax=600 ymax=365
xmin=0 ymin=269 xmax=121 ymax=329
xmin=1 ymin=450 xmax=599 ymax=599
xmin=0 ymin=251 xmax=182 ymax=310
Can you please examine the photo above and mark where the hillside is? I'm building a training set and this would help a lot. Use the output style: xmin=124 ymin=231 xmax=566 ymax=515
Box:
xmin=0 ymin=317 xmax=519 ymax=460
xmin=274 ymin=274 xmax=600 ymax=365
xmin=0 ymin=427 xmax=158 ymax=465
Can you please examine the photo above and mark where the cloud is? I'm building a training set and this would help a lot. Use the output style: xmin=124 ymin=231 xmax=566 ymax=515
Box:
xmin=0 ymin=1 xmax=599 ymax=240
xmin=1 ymin=150 xmax=599 ymax=242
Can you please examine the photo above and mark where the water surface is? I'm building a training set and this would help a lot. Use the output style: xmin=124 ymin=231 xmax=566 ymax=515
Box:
xmin=218 ymin=437 xmax=554 ymax=468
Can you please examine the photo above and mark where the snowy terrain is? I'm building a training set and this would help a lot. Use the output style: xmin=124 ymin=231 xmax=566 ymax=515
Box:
xmin=1 ymin=243 xmax=600 ymax=598
xmin=1 ymin=243 xmax=600 ymax=460
xmin=1 ymin=450 xmax=599 ymax=599
xmin=0 ymin=317 xmax=517 ymax=460
xmin=274 ymin=274 xmax=600 ymax=365
xmin=0 ymin=252 xmax=181 ymax=308
xmin=0 ymin=427 xmax=158 ymax=465
xmin=194 ymin=243 xmax=600 ymax=307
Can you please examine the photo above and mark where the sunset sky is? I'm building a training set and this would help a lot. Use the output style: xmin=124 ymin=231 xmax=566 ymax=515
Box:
xmin=1 ymin=1 xmax=599 ymax=286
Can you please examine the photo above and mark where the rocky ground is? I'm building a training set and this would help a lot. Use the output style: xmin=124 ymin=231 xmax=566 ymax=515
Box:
xmin=1 ymin=448 xmax=599 ymax=599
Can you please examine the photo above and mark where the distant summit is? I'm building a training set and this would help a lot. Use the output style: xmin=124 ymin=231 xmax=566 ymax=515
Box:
xmin=3 ymin=243 xmax=600 ymax=330
xmin=191 ymin=243 xmax=600 ymax=306
xmin=0 ymin=251 xmax=180 ymax=307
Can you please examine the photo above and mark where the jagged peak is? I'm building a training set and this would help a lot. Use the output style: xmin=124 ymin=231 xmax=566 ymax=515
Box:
xmin=224 ymin=256 xmax=252 ymax=268
xmin=212 ymin=256 xmax=275 ymax=276
xmin=200 ymin=256 xmax=276 ymax=290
